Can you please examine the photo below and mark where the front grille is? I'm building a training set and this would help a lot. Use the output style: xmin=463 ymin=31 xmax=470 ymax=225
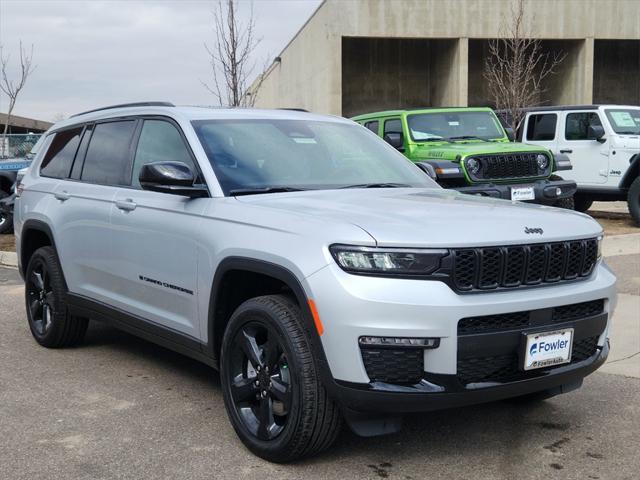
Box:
xmin=361 ymin=348 xmax=424 ymax=385
xmin=457 ymin=336 xmax=600 ymax=385
xmin=453 ymin=239 xmax=599 ymax=292
xmin=478 ymin=153 xmax=542 ymax=181
xmin=458 ymin=299 xmax=605 ymax=335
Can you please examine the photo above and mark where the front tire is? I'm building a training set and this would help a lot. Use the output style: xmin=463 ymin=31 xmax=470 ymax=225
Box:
xmin=554 ymin=196 xmax=575 ymax=210
xmin=573 ymin=195 xmax=594 ymax=213
xmin=220 ymin=295 xmax=342 ymax=462
xmin=25 ymin=246 xmax=88 ymax=347
xmin=627 ymin=177 xmax=640 ymax=226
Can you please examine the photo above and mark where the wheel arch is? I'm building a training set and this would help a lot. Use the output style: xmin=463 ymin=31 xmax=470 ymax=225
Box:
xmin=20 ymin=219 xmax=58 ymax=279
xmin=206 ymin=257 xmax=334 ymax=388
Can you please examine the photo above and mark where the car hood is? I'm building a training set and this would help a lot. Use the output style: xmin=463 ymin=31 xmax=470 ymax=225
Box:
xmin=412 ymin=141 xmax=548 ymax=161
xmin=236 ymin=188 xmax=602 ymax=248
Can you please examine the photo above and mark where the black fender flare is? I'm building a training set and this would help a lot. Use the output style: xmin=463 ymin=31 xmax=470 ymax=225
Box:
xmin=19 ymin=219 xmax=59 ymax=279
xmin=206 ymin=257 xmax=336 ymax=391
xmin=619 ymin=154 xmax=640 ymax=190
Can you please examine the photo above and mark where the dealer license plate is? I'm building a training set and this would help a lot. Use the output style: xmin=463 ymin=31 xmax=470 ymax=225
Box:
xmin=523 ymin=329 xmax=573 ymax=371
xmin=511 ymin=186 xmax=535 ymax=201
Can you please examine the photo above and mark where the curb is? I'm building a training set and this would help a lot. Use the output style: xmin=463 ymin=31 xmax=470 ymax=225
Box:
xmin=0 ymin=250 xmax=18 ymax=268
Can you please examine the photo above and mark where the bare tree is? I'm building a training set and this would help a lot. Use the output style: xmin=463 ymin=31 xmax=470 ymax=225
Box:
xmin=483 ymin=0 xmax=566 ymax=133
xmin=203 ymin=0 xmax=266 ymax=107
xmin=1 ymin=41 xmax=36 ymax=157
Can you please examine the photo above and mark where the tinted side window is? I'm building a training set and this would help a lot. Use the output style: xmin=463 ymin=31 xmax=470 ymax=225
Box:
xmin=81 ymin=121 xmax=136 ymax=185
xmin=526 ymin=114 xmax=557 ymax=141
xmin=364 ymin=121 xmax=379 ymax=134
xmin=131 ymin=120 xmax=195 ymax=188
xmin=384 ymin=118 xmax=402 ymax=135
xmin=40 ymin=128 xmax=83 ymax=178
xmin=565 ymin=112 xmax=602 ymax=140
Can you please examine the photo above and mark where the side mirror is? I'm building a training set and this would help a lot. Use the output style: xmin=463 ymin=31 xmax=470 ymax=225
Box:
xmin=383 ymin=132 xmax=404 ymax=151
xmin=139 ymin=162 xmax=208 ymax=198
xmin=504 ymin=127 xmax=516 ymax=142
xmin=588 ymin=125 xmax=606 ymax=143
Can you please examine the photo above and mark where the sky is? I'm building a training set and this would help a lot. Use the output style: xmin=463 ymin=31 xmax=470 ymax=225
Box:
xmin=0 ymin=0 xmax=322 ymax=122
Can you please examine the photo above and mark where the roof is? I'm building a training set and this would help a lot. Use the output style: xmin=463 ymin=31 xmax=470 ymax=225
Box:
xmin=52 ymin=104 xmax=351 ymax=132
xmin=513 ymin=104 xmax=640 ymax=113
xmin=351 ymin=106 xmax=494 ymax=120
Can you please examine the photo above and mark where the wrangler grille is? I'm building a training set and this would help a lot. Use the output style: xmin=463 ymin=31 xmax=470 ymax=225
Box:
xmin=476 ymin=153 xmax=543 ymax=181
xmin=453 ymin=239 xmax=599 ymax=292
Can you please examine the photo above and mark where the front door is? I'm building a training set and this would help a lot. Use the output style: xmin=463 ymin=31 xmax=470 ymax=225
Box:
xmin=560 ymin=110 xmax=609 ymax=185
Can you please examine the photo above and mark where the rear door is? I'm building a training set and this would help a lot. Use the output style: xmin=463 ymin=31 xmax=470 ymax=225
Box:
xmin=48 ymin=120 xmax=138 ymax=300
xmin=559 ymin=110 xmax=609 ymax=185
xmin=109 ymin=118 xmax=206 ymax=339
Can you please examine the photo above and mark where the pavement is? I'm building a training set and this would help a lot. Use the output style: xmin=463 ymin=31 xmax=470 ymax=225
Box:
xmin=0 ymin=229 xmax=638 ymax=479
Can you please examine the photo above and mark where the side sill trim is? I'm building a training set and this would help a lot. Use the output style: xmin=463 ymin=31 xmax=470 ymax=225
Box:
xmin=67 ymin=293 xmax=215 ymax=368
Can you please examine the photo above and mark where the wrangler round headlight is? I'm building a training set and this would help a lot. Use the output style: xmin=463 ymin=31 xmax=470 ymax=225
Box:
xmin=330 ymin=245 xmax=448 ymax=276
xmin=466 ymin=157 xmax=481 ymax=175
xmin=536 ymin=154 xmax=549 ymax=170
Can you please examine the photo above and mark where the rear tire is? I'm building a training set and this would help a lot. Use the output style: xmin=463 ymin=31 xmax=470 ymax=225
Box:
xmin=25 ymin=246 xmax=88 ymax=347
xmin=220 ymin=294 xmax=342 ymax=462
xmin=627 ymin=177 xmax=640 ymax=226
xmin=573 ymin=195 xmax=594 ymax=213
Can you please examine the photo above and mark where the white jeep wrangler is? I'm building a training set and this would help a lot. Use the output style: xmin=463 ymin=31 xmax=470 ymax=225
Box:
xmin=518 ymin=105 xmax=640 ymax=223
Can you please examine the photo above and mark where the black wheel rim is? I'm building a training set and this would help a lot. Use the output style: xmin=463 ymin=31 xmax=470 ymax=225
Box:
xmin=227 ymin=322 xmax=293 ymax=441
xmin=26 ymin=259 xmax=54 ymax=336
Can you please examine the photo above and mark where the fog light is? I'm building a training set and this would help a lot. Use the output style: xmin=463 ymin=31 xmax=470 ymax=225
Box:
xmin=359 ymin=336 xmax=440 ymax=349
xmin=555 ymin=187 xmax=562 ymax=196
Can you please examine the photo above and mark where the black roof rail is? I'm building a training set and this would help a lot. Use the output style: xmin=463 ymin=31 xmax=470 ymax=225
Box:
xmin=71 ymin=101 xmax=175 ymax=118
xmin=278 ymin=108 xmax=309 ymax=112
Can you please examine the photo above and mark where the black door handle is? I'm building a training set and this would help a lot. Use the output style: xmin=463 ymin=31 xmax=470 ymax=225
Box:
xmin=559 ymin=149 xmax=573 ymax=154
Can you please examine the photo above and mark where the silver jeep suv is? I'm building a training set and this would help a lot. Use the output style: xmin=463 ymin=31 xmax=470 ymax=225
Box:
xmin=14 ymin=102 xmax=616 ymax=462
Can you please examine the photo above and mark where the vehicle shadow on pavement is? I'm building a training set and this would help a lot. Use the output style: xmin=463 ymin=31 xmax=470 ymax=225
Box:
xmin=82 ymin=321 xmax=220 ymax=388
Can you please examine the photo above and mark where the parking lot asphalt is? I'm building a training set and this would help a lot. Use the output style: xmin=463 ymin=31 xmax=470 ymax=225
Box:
xmin=1 ymin=244 xmax=638 ymax=479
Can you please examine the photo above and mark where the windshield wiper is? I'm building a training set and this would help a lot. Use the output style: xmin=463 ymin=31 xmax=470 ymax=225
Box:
xmin=446 ymin=135 xmax=488 ymax=142
xmin=617 ymin=131 xmax=640 ymax=135
xmin=229 ymin=186 xmax=306 ymax=196
xmin=339 ymin=182 xmax=411 ymax=189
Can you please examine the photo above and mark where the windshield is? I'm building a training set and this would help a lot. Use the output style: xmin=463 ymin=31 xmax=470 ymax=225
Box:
xmin=192 ymin=119 xmax=437 ymax=195
xmin=407 ymin=111 xmax=505 ymax=142
xmin=605 ymin=108 xmax=640 ymax=135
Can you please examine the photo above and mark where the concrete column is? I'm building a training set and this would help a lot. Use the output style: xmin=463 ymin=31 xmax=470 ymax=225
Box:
xmin=580 ymin=38 xmax=594 ymax=104
xmin=455 ymin=38 xmax=469 ymax=106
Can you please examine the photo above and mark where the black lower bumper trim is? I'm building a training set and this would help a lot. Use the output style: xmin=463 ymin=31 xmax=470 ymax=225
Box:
xmin=454 ymin=179 xmax=577 ymax=204
xmin=332 ymin=340 xmax=608 ymax=414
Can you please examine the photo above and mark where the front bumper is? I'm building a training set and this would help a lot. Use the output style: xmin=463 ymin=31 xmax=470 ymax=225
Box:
xmin=0 ymin=193 xmax=15 ymax=216
xmin=454 ymin=179 xmax=577 ymax=204
xmin=335 ymin=340 xmax=608 ymax=414
xmin=306 ymin=261 xmax=616 ymax=412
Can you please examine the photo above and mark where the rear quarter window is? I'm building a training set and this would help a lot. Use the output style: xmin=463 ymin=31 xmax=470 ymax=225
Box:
xmin=40 ymin=127 xmax=83 ymax=179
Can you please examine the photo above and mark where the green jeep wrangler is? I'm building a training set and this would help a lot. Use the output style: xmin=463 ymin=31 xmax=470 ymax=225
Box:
xmin=352 ymin=107 xmax=576 ymax=207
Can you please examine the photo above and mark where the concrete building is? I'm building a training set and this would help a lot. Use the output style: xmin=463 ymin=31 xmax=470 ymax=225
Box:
xmin=251 ymin=0 xmax=640 ymax=117
xmin=0 ymin=112 xmax=52 ymax=134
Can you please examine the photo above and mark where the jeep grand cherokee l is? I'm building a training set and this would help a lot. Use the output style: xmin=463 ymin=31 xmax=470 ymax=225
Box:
xmin=14 ymin=102 xmax=616 ymax=462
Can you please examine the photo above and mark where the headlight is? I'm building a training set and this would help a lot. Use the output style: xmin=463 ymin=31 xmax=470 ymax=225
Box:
xmin=466 ymin=157 xmax=481 ymax=175
xmin=330 ymin=245 xmax=447 ymax=276
xmin=536 ymin=154 xmax=549 ymax=170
